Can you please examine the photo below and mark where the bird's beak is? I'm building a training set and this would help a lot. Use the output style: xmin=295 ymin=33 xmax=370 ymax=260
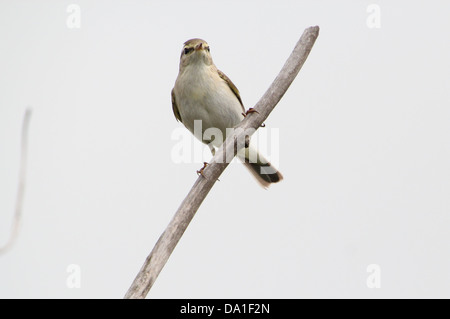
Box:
xmin=195 ymin=43 xmax=203 ymax=51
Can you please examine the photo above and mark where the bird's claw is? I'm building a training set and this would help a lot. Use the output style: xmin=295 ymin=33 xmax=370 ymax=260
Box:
xmin=242 ymin=107 xmax=259 ymax=117
xmin=242 ymin=108 xmax=265 ymax=127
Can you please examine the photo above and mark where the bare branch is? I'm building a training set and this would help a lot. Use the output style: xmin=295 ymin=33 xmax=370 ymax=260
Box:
xmin=0 ymin=108 xmax=32 ymax=255
xmin=124 ymin=26 xmax=320 ymax=299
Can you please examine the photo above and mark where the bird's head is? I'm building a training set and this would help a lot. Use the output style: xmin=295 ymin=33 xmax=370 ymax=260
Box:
xmin=179 ymin=38 xmax=213 ymax=69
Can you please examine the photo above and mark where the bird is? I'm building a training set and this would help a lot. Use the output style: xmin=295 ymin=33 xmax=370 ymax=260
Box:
xmin=171 ymin=38 xmax=283 ymax=188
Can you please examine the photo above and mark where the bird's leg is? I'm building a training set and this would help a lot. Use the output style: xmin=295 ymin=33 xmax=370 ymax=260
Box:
xmin=196 ymin=161 xmax=220 ymax=182
xmin=197 ymin=162 xmax=209 ymax=178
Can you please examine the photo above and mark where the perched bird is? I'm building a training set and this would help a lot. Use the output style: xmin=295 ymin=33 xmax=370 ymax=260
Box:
xmin=171 ymin=38 xmax=283 ymax=188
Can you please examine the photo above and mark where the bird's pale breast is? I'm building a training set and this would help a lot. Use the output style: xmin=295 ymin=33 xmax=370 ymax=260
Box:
xmin=174 ymin=64 xmax=244 ymax=147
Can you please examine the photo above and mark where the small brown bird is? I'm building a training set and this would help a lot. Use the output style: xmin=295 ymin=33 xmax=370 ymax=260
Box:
xmin=171 ymin=38 xmax=283 ymax=187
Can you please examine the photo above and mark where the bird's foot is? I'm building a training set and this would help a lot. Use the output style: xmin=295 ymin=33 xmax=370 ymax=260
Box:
xmin=242 ymin=107 xmax=259 ymax=117
xmin=242 ymin=108 xmax=266 ymax=127
xmin=196 ymin=162 xmax=209 ymax=178
xmin=196 ymin=162 xmax=220 ymax=182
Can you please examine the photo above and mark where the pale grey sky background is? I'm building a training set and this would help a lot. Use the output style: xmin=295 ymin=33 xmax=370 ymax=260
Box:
xmin=1 ymin=0 xmax=449 ymax=298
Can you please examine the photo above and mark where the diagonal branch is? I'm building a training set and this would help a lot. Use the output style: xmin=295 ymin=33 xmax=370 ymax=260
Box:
xmin=0 ymin=108 xmax=32 ymax=255
xmin=124 ymin=26 xmax=320 ymax=299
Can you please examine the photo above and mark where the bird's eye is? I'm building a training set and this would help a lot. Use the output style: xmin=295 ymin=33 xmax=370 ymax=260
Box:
xmin=184 ymin=47 xmax=193 ymax=55
xmin=205 ymin=46 xmax=210 ymax=52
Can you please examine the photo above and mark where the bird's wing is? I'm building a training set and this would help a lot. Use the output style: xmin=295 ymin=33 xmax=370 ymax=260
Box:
xmin=171 ymin=88 xmax=182 ymax=122
xmin=217 ymin=69 xmax=245 ymax=113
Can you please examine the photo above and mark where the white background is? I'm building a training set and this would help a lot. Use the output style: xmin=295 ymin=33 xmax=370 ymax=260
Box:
xmin=1 ymin=0 xmax=449 ymax=298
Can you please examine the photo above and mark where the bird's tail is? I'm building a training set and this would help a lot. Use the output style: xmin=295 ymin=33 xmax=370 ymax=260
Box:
xmin=238 ymin=147 xmax=283 ymax=188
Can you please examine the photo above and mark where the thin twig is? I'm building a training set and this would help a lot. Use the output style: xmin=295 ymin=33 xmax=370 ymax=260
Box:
xmin=124 ymin=26 xmax=320 ymax=299
xmin=0 ymin=108 xmax=32 ymax=255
